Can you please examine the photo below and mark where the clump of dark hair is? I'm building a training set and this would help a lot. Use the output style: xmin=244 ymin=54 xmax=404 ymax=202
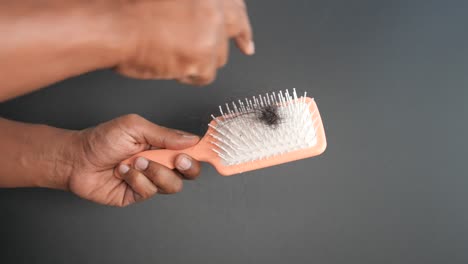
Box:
xmin=215 ymin=103 xmax=283 ymax=130
xmin=257 ymin=105 xmax=281 ymax=128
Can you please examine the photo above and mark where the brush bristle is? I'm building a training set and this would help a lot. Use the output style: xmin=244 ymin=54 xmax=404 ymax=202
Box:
xmin=209 ymin=89 xmax=319 ymax=166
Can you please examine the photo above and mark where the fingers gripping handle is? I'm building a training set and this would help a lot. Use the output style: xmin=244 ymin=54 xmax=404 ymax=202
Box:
xmin=123 ymin=146 xmax=199 ymax=169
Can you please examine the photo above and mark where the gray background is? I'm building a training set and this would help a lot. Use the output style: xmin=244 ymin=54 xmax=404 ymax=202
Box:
xmin=1 ymin=0 xmax=467 ymax=263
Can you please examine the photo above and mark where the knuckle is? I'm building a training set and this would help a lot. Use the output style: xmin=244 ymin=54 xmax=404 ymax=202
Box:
xmin=147 ymin=164 xmax=166 ymax=186
xmin=198 ymin=72 xmax=217 ymax=86
xmin=152 ymin=168 xmax=183 ymax=194
xmin=148 ymin=165 xmax=176 ymax=191
xmin=147 ymin=162 xmax=165 ymax=179
xmin=121 ymin=113 xmax=142 ymax=125
xmin=168 ymin=179 xmax=183 ymax=194
xmin=199 ymin=5 xmax=222 ymax=24
xmin=155 ymin=172 xmax=171 ymax=188
xmin=225 ymin=13 xmax=239 ymax=30
xmin=218 ymin=56 xmax=228 ymax=68
xmin=192 ymin=39 xmax=217 ymax=58
xmin=126 ymin=170 xmax=140 ymax=185
xmin=180 ymin=69 xmax=217 ymax=86
xmin=140 ymin=191 xmax=153 ymax=200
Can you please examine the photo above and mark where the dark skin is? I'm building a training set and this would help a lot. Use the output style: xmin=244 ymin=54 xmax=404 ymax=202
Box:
xmin=0 ymin=0 xmax=254 ymax=207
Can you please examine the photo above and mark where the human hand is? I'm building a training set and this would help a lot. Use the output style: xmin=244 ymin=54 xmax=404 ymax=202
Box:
xmin=115 ymin=0 xmax=254 ymax=85
xmin=66 ymin=114 xmax=201 ymax=207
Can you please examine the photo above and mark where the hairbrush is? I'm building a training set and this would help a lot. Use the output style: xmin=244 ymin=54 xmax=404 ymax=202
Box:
xmin=124 ymin=89 xmax=327 ymax=175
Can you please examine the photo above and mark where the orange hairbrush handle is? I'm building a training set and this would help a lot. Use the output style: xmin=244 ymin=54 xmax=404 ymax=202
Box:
xmin=122 ymin=138 xmax=214 ymax=169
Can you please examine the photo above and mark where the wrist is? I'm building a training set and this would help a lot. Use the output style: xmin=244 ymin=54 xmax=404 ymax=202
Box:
xmin=89 ymin=0 xmax=150 ymax=67
xmin=34 ymin=126 xmax=82 ymax=191
xmin=52 ymin=0 xmax=132 ymax=71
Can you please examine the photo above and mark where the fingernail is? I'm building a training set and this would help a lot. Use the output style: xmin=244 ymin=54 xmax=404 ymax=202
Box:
xmin=135 ymin=157 xmax=149 ymax=171
xmin=246 ymin=41 xmax=255 ymax=55
xmin=175 ymin=130 xmax=198 ymax=138
xmin=176 ymin=156 xmax=192 ymax=171
xmin=182 ymin=134 xmax=199 ymax=139
xmin=119 ymin=164 xmax=130 ymax=175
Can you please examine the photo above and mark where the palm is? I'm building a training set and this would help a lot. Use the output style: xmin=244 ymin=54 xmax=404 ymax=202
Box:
xmin=73 ymin=170 xmax=130 ymax=206
xmin=68 ymin=124 xmax=148 ymax=206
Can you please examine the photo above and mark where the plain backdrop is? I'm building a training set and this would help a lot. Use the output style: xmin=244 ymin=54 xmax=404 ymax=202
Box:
xmin=1 ymin=0 xmax=467 ymax=263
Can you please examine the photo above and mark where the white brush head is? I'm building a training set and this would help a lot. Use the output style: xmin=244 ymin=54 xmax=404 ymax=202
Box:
xmin=209 ymin=89 xmax=319 ymax=166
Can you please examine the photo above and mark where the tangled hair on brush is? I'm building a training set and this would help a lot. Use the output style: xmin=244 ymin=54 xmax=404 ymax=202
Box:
xmin=256 ymin=104 xmax=282 ymax=128
xmin=215 ymin=103 xmax=283 ymax=129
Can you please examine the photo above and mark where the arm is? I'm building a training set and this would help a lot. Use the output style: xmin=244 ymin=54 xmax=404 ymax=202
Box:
xmin=0 ymin=0 xmax=123 ymax=101
xmin=0 ymin=115 xmax=202 ymax=207
xmin=0 ymin=0 xmax=254 ymax=102
xmin=0 ymin=118 xmax=74 ymax=189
